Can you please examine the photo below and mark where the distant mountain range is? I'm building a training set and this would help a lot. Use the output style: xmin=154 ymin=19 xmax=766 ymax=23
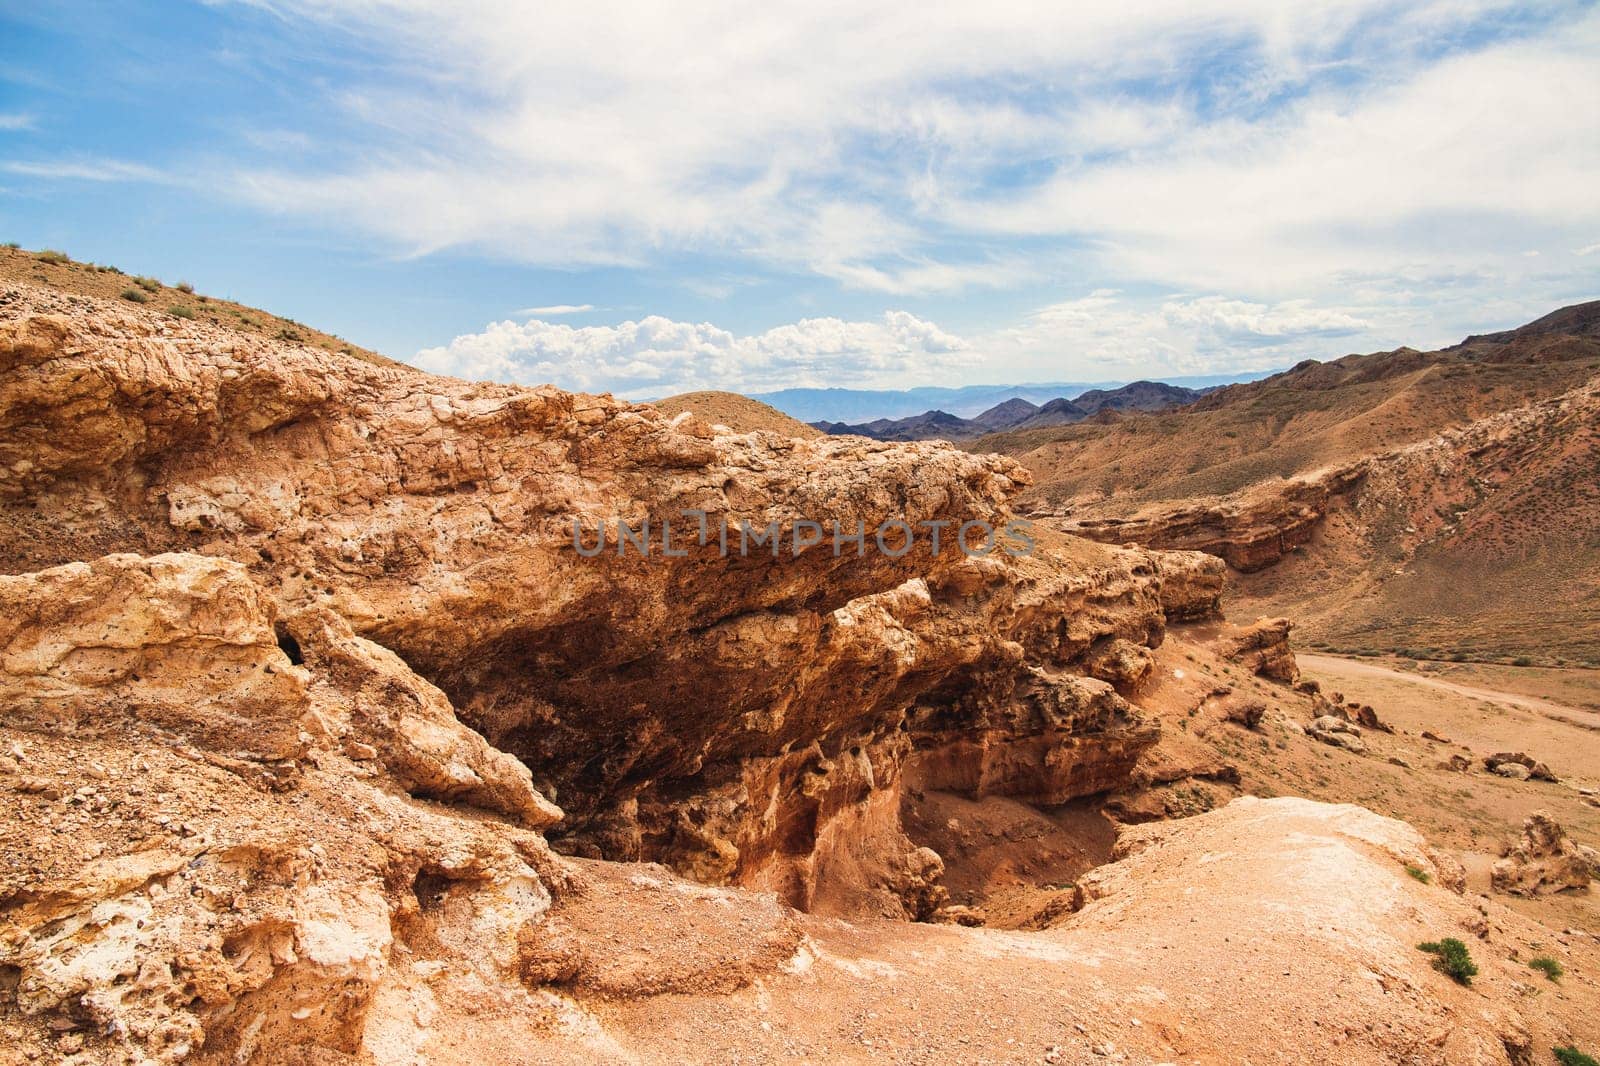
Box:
xmin=750 ymin=371 xmax=1277 ymax=423
xmin=812 ymin=380 xmax=1209 ymax=441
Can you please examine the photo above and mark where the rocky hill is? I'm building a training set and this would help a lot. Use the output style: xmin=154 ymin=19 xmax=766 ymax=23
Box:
xmin=649 ymin=389 xmax=822 ymax=438
xmin=2 ymin=278 xmax=1597 ymax=1064
xmin=816 ymin=381 xmax=1203 ymax=441
xmin=986 ymin=301 xmax=1600 ymax=663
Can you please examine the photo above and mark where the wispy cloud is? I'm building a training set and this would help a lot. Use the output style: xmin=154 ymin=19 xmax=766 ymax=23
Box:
xmin=0 ymin=113 xmax=35 ymax=132
xmin=3 ymin=159 xmax=164 ymax=183
xmin=222 ymin=0 xmax=1600 ymax=302
xmin=512 ymin=304 xmax=594 ymax=316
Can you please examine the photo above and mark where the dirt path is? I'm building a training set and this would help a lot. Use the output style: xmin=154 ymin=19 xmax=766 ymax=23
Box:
xmin=1299 ymin=653 xmax=1600 ymax=727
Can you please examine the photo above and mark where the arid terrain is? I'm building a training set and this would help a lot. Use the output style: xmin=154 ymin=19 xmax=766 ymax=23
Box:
xmin=2 ymin=253 xmax=1597 ymax=1064
xmin=978 ymin=302 xmax=1600 ymax=666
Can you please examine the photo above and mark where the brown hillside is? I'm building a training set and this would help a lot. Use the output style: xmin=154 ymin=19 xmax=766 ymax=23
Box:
xmin=0 ymin=243 xmax=397 ymax=367
xmin=651 ymin=389 xmax=822 ymax=437
xmin=987 ymin=301 xmax=1600 ymax=664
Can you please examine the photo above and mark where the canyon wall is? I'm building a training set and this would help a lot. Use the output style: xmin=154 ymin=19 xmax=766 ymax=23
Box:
xmin=0 ymin=283 xmax=1224 ymax=917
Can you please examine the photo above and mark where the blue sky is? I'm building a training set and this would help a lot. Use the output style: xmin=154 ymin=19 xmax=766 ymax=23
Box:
xmin=3 ymin=1 xmax=1598 ymax=397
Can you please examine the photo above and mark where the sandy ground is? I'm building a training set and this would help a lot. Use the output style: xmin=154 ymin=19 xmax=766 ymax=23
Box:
xmin=1300 ymin=654 xmax=1600 ymax=729
xmin=1295 ymin=652 xmax=1600 ymax=933
xmin=489 ymin=799 xmax=1600 ymax=1066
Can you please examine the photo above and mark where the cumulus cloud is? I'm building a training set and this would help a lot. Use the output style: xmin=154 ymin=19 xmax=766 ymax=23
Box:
xmin=419 ymin=292 xmax=1397 ymax=394
xmin=414 ymin=311 xmax=977 ymax=396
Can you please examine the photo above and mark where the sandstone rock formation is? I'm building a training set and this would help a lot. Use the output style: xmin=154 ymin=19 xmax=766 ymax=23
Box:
xmin=5 ymin=282 xmax=1600 ymax=1063
xmin=1309 ymin=715 xmax=1368 ymax=754
xmin=1217 ymin=616 xmax=1300 ymax=683
xmin=0 ymin=282 xmax=1228 ymax=920
xmin=1491 ymin=812 xmax=1598 ymax=896
xmin=1058 ymin=465 xmax=1366 ymax=571
xmin=1484 ymin=751 xmax=1558 ymax=783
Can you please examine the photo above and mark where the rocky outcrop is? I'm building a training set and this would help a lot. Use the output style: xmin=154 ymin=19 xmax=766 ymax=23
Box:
xmin=1491 ymin=812 xmax=1597 ymax=895
xmin=1058 ymin=466 xmax=1365 ymax=571
xmin=0 ymin=552 xmax=572 ymax=1064
xmin=1483 ymin=752 xmax=1558 ymax=783
xmin=1309 ymin=715 xmax=1367 ymax=754
xmin=1217 ymin=616 xmax=1300 ymax=683
xmin=0 ymin=284 xmax=1225 ymax=915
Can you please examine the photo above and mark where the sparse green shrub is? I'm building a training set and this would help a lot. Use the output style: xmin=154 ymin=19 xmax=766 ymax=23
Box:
xmin=1529 ymin=956 xmax=1563 ymax=981
xmin=120 ymin=288 xmax=149 ymax=303
xmin=169 ymin=305 xmax=197 ymax=320
xmin=3 ymin=241 xmax=19 ymax=249
xmin=1404 ymin=864 xmax=1431 ymax=884
xmin=275 ymin=327 xmax=304 ymax=342
xmin=176 ymin=280 xmax=194 ymax=293
xmin=135 ymin=275 xmax=160 ymax=293
xmin=1512 ymin=656 xmax=1533 ymax=667
xmin=1555 ymin=1048 xmax=1598 ymax=1066
xmin=1417 ymin=938 xmax=1477 ymax=985
xmin=36 ymin=249 xmax=70 ymax=265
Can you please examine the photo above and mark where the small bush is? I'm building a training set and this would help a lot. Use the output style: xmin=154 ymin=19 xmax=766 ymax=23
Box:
xmin=120 ymin=288 xmax=149 ymax=303
xmin=176 ymin=280 xmax=194 ymax=294
xmin=135 ymin=275 xmax=160 ymax=293
xmin=168 ymin=305 xmax=197 ymax=320
xmin=1512 ymin=656 xmax=1534 ymax=667
xmin=1529 ymin=956 xmax=1564 ymax=981
xmin=1417 ymin=938 xmax=1477 ymax=985
xmin=1555 ymin=1049 xmax=1599 ymax=1066
xmin=1404 ymin=864 xmax=1432 ymax=884
xmin=3 ymin=241 xmax=19 ymax=249
xmin=275 ymin=327 xmax=304 ymax=342
xmin=36 ymin=249 xmax=70 ymax=265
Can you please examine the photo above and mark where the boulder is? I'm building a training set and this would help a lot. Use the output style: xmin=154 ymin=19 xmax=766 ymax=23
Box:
xmin=1491 ymin=812 xmax=1598 ymax=895
xmin=1217 ymin=617 xmax=1300 ymax=683
xmin=1484 ymin=752 xmax=1558 ymax=782
xmin=1084 ymin=636 xmax=1156 ymax=693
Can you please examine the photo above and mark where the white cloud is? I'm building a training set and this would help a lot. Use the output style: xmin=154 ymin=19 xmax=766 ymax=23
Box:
xmin=955 ymin=18 xmax=1600 ymax=295
xmin=220 ymin=0 xmax=1600 ymax=300
xmin=512 ymin=304 xmax=593 ymax=316
xmin=18 ymin=0 xmax=1594 ymax=386
xmin=414 ymin=310 xmax=978 ymax=396
xmin=0 ymin=114 xmax=34 ymax=132
xmin=420 ymin=292 xmax=1399 ymax=394
xmin=3 ymin=159 xmax=164 ymax=182
xmin=1160 ymin=297 xmax=1368 ymax=343
xmin=981 ymin=291 xmax=1383 ymax=381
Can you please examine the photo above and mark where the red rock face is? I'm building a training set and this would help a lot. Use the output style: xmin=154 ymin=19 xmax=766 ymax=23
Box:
xmin=1058 ymin=465 xmax=1366 ymax=572
xmin=1217 ymin=616 xmax=1301 ymax=684
xmin=0 ymin=283 xmax=1226 ymax=912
